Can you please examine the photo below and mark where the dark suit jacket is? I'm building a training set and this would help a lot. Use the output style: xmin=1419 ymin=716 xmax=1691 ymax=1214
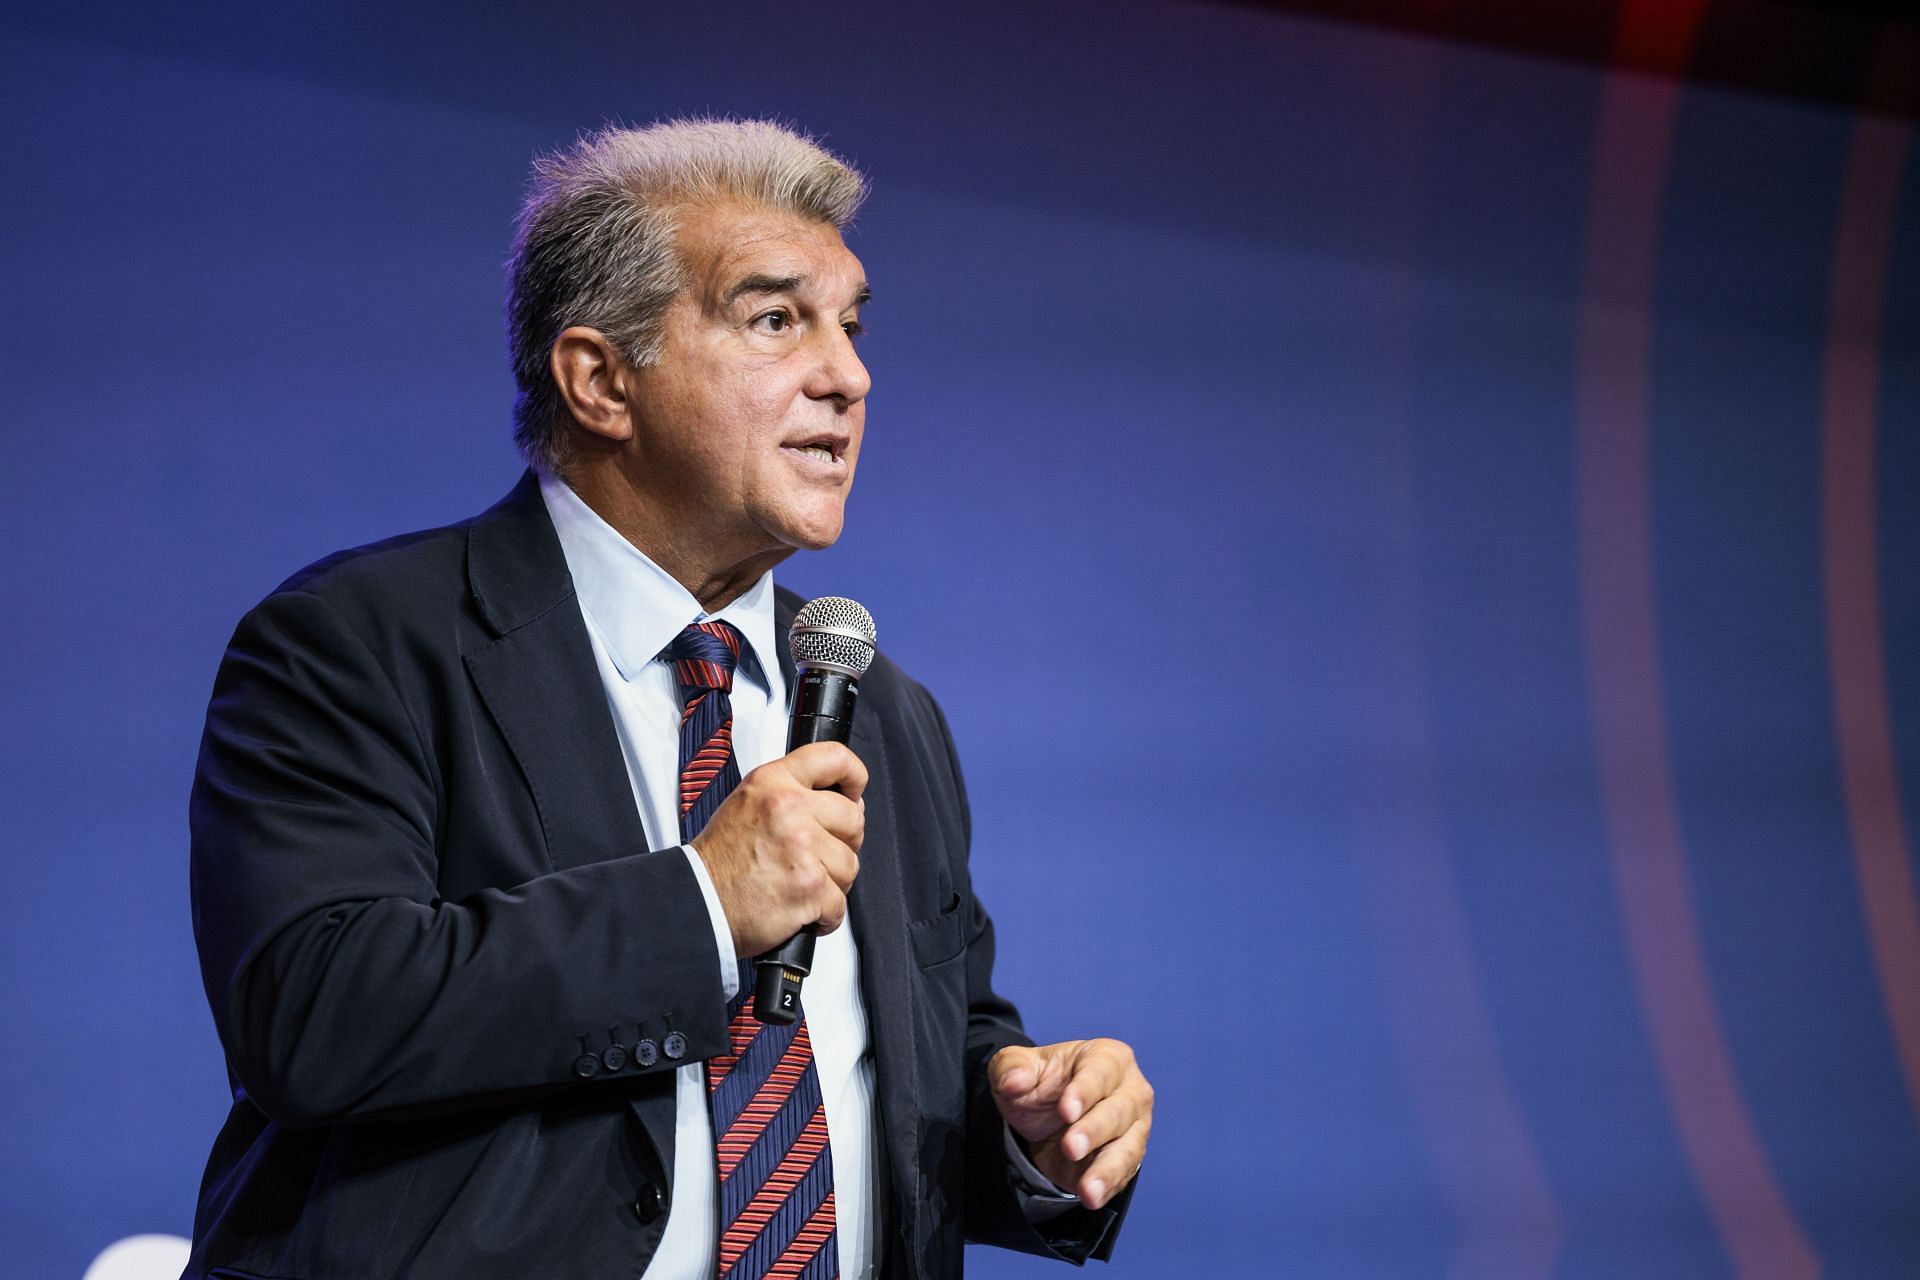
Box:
xmin=185 ymin=473 xmax=1126 ymax=1278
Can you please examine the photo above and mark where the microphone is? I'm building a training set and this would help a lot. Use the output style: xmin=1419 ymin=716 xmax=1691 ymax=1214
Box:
xmin=753 ymin=596 xmax=878 ymax=1025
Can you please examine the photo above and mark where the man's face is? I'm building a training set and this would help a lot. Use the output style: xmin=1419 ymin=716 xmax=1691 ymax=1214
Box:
xmin=621 ymin=198 xmax=870 ymax=578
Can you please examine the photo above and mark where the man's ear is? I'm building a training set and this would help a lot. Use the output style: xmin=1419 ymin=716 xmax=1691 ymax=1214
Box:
xmin=550 ymin=326 xmax=634 ymax=444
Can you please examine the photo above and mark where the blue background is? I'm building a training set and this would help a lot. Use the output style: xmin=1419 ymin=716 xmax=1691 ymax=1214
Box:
xmin=3 ymin=2 xmax=1917 ymax=1276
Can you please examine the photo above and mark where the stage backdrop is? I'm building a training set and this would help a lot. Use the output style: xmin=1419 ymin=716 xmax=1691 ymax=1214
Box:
xmin=3 ymin=2 xmax=1917 ymax=1276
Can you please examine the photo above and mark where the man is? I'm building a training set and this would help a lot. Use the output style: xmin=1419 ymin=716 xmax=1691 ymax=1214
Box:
xmin=186 ymin=119 xmax=1151 ymax=1278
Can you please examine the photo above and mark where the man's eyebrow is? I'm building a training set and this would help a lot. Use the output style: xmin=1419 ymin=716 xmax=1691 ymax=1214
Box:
xmin=722 ymin=273 xmax=807 ymax=307
xmin=721 ymin=275 xmax=873 ymax=310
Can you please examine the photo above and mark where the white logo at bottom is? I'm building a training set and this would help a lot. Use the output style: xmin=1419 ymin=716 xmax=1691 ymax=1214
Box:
xmin=83 ymin=1235 xmax=191 ymax=1280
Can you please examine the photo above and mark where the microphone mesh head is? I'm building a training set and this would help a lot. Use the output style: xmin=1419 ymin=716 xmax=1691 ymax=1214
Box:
xmin=790 ymin=596 xmax=877 ymax=677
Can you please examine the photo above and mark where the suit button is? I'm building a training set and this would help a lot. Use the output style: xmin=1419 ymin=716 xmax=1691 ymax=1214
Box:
xmin=633 ymin=1184 xmax=665 ymax=1223
xmin=603 ymin=1044 xmax=629 ymax=1071
xmin=572 ymin=1052 xmax=601 ymax=1078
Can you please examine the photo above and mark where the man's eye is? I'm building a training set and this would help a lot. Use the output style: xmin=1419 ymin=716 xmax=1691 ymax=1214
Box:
xmin=842 ymin=319 xmax=866 ymax=340
xmin=754 ymin=310 xmax=792 ymax=333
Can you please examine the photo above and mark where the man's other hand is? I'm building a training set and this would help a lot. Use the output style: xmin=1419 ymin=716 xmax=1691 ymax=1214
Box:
xmin=693 ymin=741 xmax=867 ymax=956
xmin=989 ymin=1038 xmax=1152 ymax=1210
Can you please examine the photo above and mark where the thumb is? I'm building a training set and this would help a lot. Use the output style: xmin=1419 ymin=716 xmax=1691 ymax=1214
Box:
xmin=989 ymin=1045 xmax=1042 ymax=1097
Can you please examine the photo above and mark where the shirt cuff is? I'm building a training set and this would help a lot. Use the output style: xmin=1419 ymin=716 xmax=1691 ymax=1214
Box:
xmin=682 ymin=843 xmax=739 ymax=1002
xmin=1003 ymin=1122 xmax=1081 ymax=1219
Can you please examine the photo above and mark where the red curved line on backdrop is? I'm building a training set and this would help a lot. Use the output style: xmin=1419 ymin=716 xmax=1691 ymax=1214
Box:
xmin=1572 ymin=1 xmax=1819 ymax=1275
xmin=1349 ymin=28 xmax=1563 ymax=1279
xmin=1820 ymin=103 xmax=1919 ymax=1127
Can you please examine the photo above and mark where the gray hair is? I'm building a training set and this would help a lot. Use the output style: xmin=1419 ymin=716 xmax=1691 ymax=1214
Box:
xmin=504 ymin=118 xmax=869 ymax=475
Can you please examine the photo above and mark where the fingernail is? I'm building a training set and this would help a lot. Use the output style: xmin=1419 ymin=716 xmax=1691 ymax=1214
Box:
xmin=1087 ymin=1179 xmax=1107 ymax=1206
xmin=1066 ymin=1133 xmax=1087 ymax=1159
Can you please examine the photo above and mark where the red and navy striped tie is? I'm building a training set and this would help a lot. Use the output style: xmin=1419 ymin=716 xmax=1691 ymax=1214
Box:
xmin=666 ymin=621 xmax=838 ymax=1280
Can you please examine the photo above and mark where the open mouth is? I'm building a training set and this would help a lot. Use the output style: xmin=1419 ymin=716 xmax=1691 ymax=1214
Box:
xmin=786 ymin=438 xmax=846 ymax=465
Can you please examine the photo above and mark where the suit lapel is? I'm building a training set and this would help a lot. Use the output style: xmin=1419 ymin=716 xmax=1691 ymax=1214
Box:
xmin=462 ymin=472 xmax=647 ymax=875
xmin=849 ymin=703 xmax=922 ymax=1260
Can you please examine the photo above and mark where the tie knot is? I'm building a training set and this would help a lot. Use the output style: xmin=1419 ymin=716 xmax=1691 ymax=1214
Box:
xmin=666 ymin=620 xmax=744 ymax=693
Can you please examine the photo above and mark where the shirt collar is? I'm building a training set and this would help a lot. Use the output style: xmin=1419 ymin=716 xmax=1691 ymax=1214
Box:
xmin=539 ymin=472 xmax=777 ymax=693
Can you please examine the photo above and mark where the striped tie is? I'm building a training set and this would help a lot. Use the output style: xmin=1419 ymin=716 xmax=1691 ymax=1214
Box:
xmin=665 ymin=622 xmax=838 ymax=1280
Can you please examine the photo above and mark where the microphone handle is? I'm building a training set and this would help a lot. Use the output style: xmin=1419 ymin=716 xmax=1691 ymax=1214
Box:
xmin=753 ymin=667 xmax=861 ymax=1024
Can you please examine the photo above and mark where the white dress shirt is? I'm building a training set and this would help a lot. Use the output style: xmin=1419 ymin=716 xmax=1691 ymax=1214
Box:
xmin=540 ymin=475 xmax=880 ymax=1279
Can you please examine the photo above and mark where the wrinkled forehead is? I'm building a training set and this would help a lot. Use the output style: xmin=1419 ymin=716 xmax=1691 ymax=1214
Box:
xmin=673 ymin=199 xmax=867 ymax=311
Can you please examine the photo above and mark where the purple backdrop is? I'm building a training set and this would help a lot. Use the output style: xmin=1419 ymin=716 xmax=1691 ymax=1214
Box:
xmin=3 ymin=2 xmax=1917 ymax=1275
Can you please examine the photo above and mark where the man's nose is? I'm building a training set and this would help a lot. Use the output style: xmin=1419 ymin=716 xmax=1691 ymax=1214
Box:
xmin=808 ymin=326 xmax=871 ymax=407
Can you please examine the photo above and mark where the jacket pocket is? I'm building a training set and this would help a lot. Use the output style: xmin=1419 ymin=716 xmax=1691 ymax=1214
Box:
xmin=908 ymin=891 xmax=964 ymax=967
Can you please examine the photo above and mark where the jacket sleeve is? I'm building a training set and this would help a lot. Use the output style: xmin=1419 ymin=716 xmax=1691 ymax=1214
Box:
xmin=190 ymin=587 xmax=729 ymax=1128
